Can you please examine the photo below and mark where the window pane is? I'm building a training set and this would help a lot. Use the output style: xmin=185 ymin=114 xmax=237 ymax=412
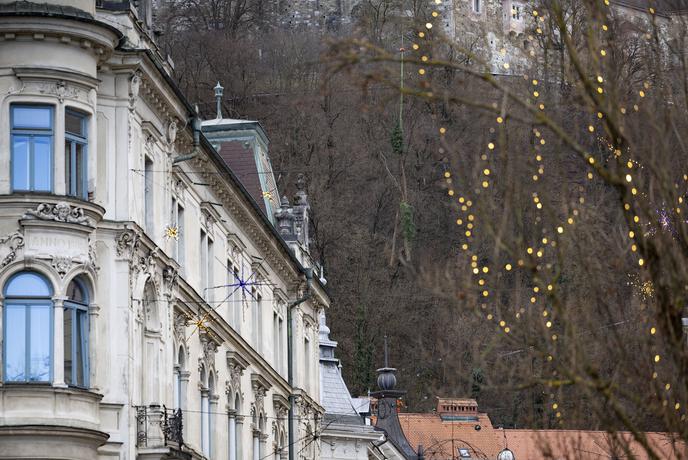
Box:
xmin=13 ymin=106 xmax=51 ymax=129
xmin=76 ymin=309 xmax=87 ymax=386
xmin=65 ymin=111 xmax=85 ymax=137
xmin=33 ymin=136 xmax=52 ymax=192
xmin=76 ymin=143 xmax=86 ymax=198
xmin=5 ymin=272 xmax=52 ymax=297
xmin=12 ymin=135 xmax=29 ymax=190
xmin=29 ymin=304 xmax=51 ymax=381
xmin=67 ymin=280 xmax=86 ymax=303
xmin=64 ymin=307 xmax=73 ymax=384
xmin=5 ymin=304 xmax=26 ymax=382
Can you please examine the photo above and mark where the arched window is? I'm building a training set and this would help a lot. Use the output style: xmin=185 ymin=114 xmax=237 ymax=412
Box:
xmin=174 ymin=345 xmax=185 ymax=409
xmin=3 ymin=271 xmax=53 ymax=382
xmin=208 ymin=372 xmax=215 ymax=457
xmin=64 ymin=277 xmax=89 ymax=387
xmin=200 ymin=366 xmax=210 ymax=456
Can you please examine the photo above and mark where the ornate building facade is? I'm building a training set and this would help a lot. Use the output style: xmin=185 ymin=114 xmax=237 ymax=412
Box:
xmin=0 ymin=0 xmax=330 ymax=458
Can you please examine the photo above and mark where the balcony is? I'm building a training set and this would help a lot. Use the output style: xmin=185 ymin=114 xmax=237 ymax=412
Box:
xmin=136 ymin=405 xmax=190 ymax=460
xmin=0 ymin=385 xmax=108 ymax=460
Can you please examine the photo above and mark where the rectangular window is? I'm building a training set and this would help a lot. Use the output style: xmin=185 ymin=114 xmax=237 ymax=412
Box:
xmin=273 ymin=312 xmax=279 ymax=368
xmin=207 ymin=237 xmax=214 ymax=303
xmin=63 ymin=304 xmax=88 ymax=387
xmin=65 ymin=109 xmax=88 ymax=199
xmin=178 ymin=205 xmax=185 ymax=272
xmin=232 ymin=265 xmax=241 ymax=332
xmin=304 ymin=337 xmax=311 ymax=392
xmin=171 ymin=198 xmax=178 ymax=260
xmin=512 ymin=3 xmax=522 ymax=20
xmin=278 ymin=317 xmax=284 ymax=374
xmin=252 ymin=290 xmax=262 ymax=352
xmin=144 ymin=158 xmax=154 ymax=234
xmin=11 ymin=105 xmax=53 ymax=192
xmin=200 ymin=229 xmax=207 ymax=298
xmin=4 ymin=302 xmax=52 ymax=382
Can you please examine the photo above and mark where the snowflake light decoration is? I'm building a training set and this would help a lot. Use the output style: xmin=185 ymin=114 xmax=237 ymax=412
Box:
xmin=186 ymin=264 xmax=274 ymax=341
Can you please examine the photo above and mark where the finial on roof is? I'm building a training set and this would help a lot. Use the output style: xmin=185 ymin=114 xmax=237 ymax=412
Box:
xmin=377 ymin=335 xmax=397 ymax=391
xmin=214 ymin=81 xmax=224 ymax=119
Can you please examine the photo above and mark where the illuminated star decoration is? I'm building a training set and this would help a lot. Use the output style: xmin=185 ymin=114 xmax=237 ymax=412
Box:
xmin=163 ymin=225 xmax=179 ymax=240
xmin=186 ymin=264 xmax=274 ymax=341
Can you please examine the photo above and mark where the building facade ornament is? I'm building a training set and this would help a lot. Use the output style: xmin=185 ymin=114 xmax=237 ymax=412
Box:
xmin=0 ymin=231 xmax=24 ymax=268
xmin=129 ymin=73 xmax=141 ymax=111
xmin=51 ymin=256 xmax=73 ymax=277
xmin=23 ymin=202 xmax=93 ymax=226
xmin=199 ymin=332 xmax=219 ymax=374
xmin=115 ymin=229 xmax=141 ymax=259
xmin=167 ymin=120 xmax=177 ymax=145
xmin=173 ymin=312 xmax=188 ymax=344
xmin=162 ymin=266 xmax=178 ymax=291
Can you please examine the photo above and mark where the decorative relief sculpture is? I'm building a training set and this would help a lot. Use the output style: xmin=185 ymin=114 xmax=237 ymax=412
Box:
xmin=115 ymin=229 xmax=141 ymax=259
xmin=167 ymin=120 xmax=177 ymax=145
xmin=129 ymin=73 xmax=141 ymax=110
xmin=199 ymin=332 xmax=218 ymax=373
xmin=23 ymin=202 xmax=93 ymax=226
xmin=51 ymin=256 xmax=73 ymax=277
xmin=0 ymin=231 xmax=24 ymax=268
xmin=173 ymin=312 xmax=188 ymax=344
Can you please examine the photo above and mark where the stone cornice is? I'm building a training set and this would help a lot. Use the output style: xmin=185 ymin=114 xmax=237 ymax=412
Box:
xmin=251 ymin=373 xmax=273 ymax=391
xmin=0 ymin=16 xmax=119 ymax=61
xmin=226 ymin=350 xmax=250 ymax=371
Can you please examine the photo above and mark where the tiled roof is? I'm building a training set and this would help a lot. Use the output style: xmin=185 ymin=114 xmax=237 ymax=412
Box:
xmin=614 ymin=0 xmax=688 ymax=12
xmin=214 ymin=140 xmax=267 ymax=215
xmin=320 ymin=361 xmax=362 ymax=422
xmin=398 ymin=411 xmax=688 ymax=459
xmin=398 ymin=413 xmax=504 ymax=459
xmin=504 ymin=429 xmax=688 ymax=459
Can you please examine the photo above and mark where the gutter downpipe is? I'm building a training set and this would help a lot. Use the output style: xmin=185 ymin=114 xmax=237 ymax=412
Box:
xmin=287 ymin=268 xmax=313 ymax=460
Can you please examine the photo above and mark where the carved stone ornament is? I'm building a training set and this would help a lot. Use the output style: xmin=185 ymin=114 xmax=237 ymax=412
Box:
xmin=173 ymin=312 xmax=188 ymax=343
xmin=129 ymin=73 xmax=141 ymax=110
xmin=23 ymin=202 xmax=93 ymax=226
xmin=228 ymin=364 xmax=242 ymax=395
xmin=51 ymin=256 xmax=73 ymax=277
xmin=199 ymin=332 xmax=218 ymax=372
xmin=115 ymin=229 xmax=140 ymax=259
xmin=163 ymin=266 xmax=178 ymax=290
xmin=167 ymin=120 xmax=177 ymax=144
xmin=252 ymin=385 xmax=266 ymax=419
xmin=87 ymin=241 xmax=99 ymax=272
xmin=0 ymin=231 xmax=24 ymax=268
xmin=133 ymin=247 xmax=159 ymax=276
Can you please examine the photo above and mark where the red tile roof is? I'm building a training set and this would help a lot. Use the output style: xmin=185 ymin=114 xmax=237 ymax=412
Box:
xmin=504 ymin=429 xmax=688 ymax=460
xmin=398 ymin=412 xmax=504 ymax=459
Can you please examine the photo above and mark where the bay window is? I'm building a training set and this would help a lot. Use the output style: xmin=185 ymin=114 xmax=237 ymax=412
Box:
xmin=11 ymin=105 xmax=53 ymax=192
xmin=65 ymin=110 xmax=88 ymax=199
xmin=3 ymin=271 xmax=53 ymax=382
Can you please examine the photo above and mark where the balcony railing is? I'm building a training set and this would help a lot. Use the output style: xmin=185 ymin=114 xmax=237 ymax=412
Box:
xmin=135 ymin=405 xmax=184 ymax=448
